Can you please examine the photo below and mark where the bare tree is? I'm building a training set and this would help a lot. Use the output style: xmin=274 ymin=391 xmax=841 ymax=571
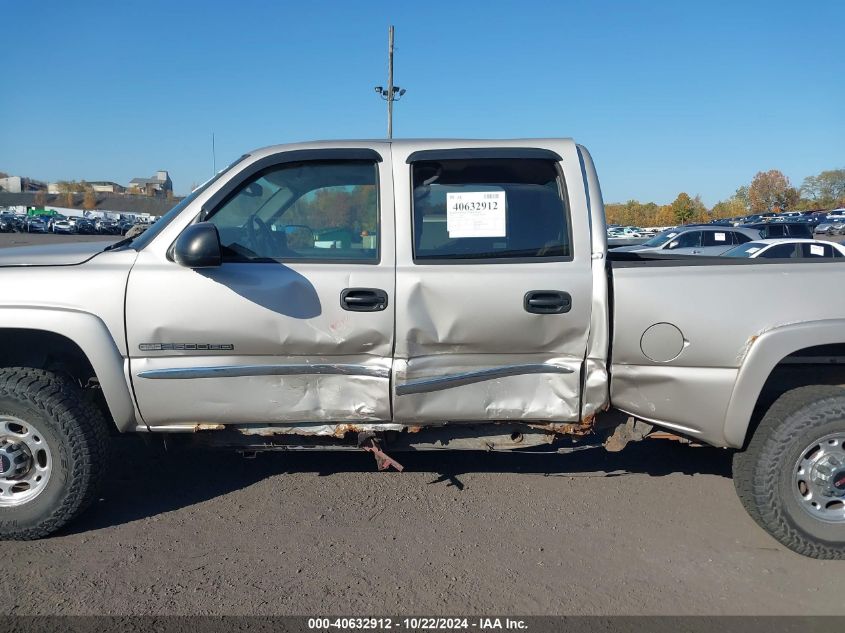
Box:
xmin=83 ymin=190 xmax=96 ymax=210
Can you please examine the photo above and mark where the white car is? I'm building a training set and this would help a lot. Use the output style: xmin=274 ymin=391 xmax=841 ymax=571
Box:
xmin=607 ymin=226 xmax=642 ymax=238
xmin=721 ymin=238 xmax=845 ymax=259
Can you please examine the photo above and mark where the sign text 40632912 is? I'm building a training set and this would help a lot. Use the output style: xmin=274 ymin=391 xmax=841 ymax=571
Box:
xmin=446 ymin=191 xmax=506 ymax=238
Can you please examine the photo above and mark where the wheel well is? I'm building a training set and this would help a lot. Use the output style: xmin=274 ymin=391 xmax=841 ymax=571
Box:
xmin=745 ymin=343 xmax=845 ymax=447
xmin=0 ymin=328 xmax=114 ymax=429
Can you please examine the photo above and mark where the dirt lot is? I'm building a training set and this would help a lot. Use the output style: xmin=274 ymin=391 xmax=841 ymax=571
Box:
xmin=0 ymin=231 xmax=843 ymax=616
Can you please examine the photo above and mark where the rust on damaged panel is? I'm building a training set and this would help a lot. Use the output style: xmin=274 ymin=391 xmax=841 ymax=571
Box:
xmin=194 ymin=423 xmax=226 ymax=432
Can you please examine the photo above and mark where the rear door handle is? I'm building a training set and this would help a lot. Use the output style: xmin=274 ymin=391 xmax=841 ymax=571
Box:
xmin=341 ymin=288 xmax=388 ymax=312
xmin=524 ymin=290 xmax=571 ymax=314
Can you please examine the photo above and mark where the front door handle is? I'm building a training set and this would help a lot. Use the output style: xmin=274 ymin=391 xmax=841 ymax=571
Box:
xmin=341 ymin=288 xmax=388 ymax=312
xmin=524 ymin=290 xmax=571 ymax=314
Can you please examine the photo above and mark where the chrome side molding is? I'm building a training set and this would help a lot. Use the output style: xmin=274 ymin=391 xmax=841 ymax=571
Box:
xmin=396 ymin=364 xmax=573 ymax=396
xmin=138 ymin=364 xmax=390 ymax=380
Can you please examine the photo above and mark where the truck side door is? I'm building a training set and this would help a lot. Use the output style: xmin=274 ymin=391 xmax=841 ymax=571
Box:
xmin=390 ymin=142 xmax=593 ymax=423
xmin=125 ymin=146 xmax=395 ymax=428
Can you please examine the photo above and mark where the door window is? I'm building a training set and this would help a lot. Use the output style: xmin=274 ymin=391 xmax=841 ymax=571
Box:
xmin=759 ymin=243 xmax=800 ymax=258
xmin=665 ymin=231 xmax=701 ymax=249
xmin=702 ymin=231 xmax=733 ymax=247
xmin=206 ymin=161 xmax=379 ymax=262
xmin=801 ymin=243 xmax=834 ymax=258
xmin=410 ymin=158 xmax=570 ymax=261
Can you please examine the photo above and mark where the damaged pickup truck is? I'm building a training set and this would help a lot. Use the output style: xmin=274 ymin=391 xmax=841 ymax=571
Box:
xmin=0 ymin=139 xmax=844 ymax=558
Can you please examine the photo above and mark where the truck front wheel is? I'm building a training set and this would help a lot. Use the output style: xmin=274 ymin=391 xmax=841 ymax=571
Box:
xmin=734 ymin=385 xmax=845 ymax=559
xmin=0 ymin=368 xmax=109 ymax=540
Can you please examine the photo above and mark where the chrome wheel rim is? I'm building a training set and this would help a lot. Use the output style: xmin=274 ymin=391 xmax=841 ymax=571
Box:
xmin=0 ymin=416 xmax=53 ymax=507
xmin=793 ymin=432 xmax=845 ymax=523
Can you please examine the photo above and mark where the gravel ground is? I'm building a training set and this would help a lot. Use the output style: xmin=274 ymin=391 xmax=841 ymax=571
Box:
xmin=0 ymin=231 xmax=843 ymax=616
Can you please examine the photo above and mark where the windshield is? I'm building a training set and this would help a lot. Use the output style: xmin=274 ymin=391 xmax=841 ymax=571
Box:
xmin=110 ymin=155 xmax=248 ymax=252
xmin=722 ymin=242 xmax=766 ymax=258
xmin=641 ymin=228 xmax=680 ymax=247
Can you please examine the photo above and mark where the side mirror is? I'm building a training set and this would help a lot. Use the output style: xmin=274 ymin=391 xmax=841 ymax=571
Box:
xmin=283 ymin=224 xmax=315 ymax=248
xmin=173 ymin=222 xmax=222 ymax=268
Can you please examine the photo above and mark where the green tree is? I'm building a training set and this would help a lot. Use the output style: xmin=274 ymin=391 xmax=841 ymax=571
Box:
xmin=800 ymin=169 xmax=845 ymax=207
xmin=711 ymin=197 xmax=747 ymax=219
xmin=669 ymin=192 xmax=698 ymax=224
xmin=733 ymin=186 xmax=750 ymax=211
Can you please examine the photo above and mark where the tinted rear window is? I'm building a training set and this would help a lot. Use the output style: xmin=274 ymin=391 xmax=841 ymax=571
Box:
xmin=411 ymin=158 xmax=570 ymax=261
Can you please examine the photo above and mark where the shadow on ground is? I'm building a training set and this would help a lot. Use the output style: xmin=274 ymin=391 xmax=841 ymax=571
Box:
xmin=65 ymin=435 xmax=733 ymax=536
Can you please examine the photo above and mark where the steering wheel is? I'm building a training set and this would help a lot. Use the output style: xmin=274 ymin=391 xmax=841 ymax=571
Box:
xmin=245 ymin=216 xmax=275 ymax=257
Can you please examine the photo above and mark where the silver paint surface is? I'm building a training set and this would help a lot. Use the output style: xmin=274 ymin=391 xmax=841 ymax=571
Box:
xmin=0 ymin=139 xmax=842 ymax=449
xmin=0 ymin=241 xmax=111 ymax=267
xmin=610 ymin=262 xmax=845 ymax=446
xmin=138 ymin=363 xmax=390 ymax=380
xmin=390 ymin=139 xmax=593 ymax=424
xmin=395 ymin=363 xmax=574 ymax=396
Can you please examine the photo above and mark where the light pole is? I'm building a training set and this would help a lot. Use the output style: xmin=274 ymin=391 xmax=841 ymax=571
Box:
xmin=374 ymin=25 xmax=406 ymax=138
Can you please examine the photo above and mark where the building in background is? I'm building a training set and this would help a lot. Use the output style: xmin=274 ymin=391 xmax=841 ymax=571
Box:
xmin=0 ymin=176 xmax=47 ymax=193
xmin=89 ymin=181 xmax=125 ymax=194
xmin=128 ymin=170 xmax=172 ymax=197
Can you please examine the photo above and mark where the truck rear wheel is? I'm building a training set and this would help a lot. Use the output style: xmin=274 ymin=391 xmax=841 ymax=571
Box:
xmin=733 ymin=385 xmax=845 ymax=559
xmin=0 ymin=368 xmax=109 ymax=540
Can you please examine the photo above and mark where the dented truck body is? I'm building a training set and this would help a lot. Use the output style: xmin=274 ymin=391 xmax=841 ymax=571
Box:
xmin=7 ymin=138 xmax=845 ymax=553
xmin=1 ymin=138 xmax=844 ymax=453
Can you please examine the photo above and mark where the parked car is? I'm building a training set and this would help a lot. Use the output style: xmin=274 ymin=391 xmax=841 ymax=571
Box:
xmin=9 ymin=215 xmax=27 ymax=232
xmin=47 ymin=215 xmax=66 ymax=232
xmin=774 ymin=211 xmax=804 ymax=220
xmin=95 ymin=219 xmax=120 ymax=235
xmin=26 ymin=216 xmax=49 ymax=233
xmin=75 ymin=218 xmax=96 ymax=235
xmin=740 ymin=221 xmax=813 ymax=239
xmin=51 ymin=220 xmax=76 ymax=235
xmin=613 ymin=225 xmax=761 ymax=255
xmin=118 ymin=220 xmax=136 ymax=235
xmin=814 ymin=221 xmax=845 ymax=236
xmin=0 ymin=214 xmax=15 ymax=233
xmin=722 ymin=239 xmax=845 ymax=259
xmin=607 ymin=226 xmax=643 ymax=238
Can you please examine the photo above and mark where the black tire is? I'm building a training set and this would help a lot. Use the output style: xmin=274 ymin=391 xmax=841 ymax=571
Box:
xmin=0 ymin=368 xmax=109 ymax=540
xmin=733 ymin=385 xmax=845 ymax=559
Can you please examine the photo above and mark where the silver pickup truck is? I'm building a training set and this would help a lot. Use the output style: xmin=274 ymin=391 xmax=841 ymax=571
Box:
xmin=0 ymin=139 xmax=843 ymax=558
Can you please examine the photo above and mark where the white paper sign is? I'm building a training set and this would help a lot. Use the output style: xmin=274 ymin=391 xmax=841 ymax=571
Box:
xmin=810 ymin=244 xmax=824 ymax=256
xmin=447 ymin=191 xmax=506 ymax=238
xmin=714 ymin=232 xmax=726 ymax=242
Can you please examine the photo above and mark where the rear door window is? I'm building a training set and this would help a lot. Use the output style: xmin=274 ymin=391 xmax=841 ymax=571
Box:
xmin=411 ymin=158 xmax=570 ymax=261
xmin=786 ymin=224 xmax=813 ymax=238
xmin=801 ymin=243 xmax=834 ymax=258
xmin=702 ymin=231 xmax=733 ymax=246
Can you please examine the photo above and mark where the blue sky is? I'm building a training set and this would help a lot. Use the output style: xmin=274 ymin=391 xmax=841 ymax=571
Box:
xmin=2 ymin=0 xmax=843 ymax=204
